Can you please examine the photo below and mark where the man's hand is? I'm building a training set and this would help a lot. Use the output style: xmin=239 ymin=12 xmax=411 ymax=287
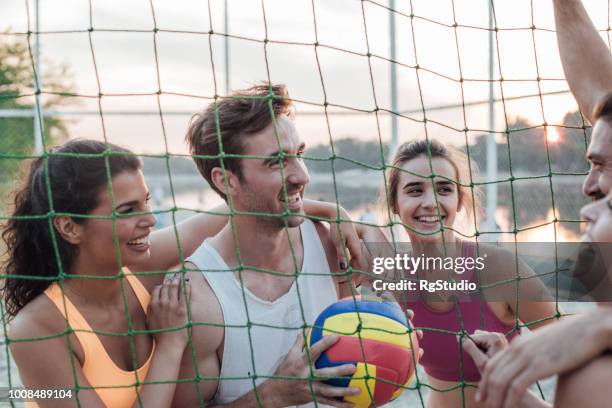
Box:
xmin=263 ymin=333 xmax=360 ymax=408
xmin=460 ymin=331 xmax=551 ymax=408
xmin=460 ymin=330 xmax=509 ymax=372
xmin=474 ymin=311 xmax=611 ymax=408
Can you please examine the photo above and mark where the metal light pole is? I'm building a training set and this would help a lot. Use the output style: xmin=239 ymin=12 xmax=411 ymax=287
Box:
xmin=224 ymin=0 xmax=230 ymax=94
xmin=485 ymin=0 xmax=498 ymax=234
xmin=389 ymin=0 xmax=398 ymax=160
xmin=34 ymin=0 xmax=43 ymax=155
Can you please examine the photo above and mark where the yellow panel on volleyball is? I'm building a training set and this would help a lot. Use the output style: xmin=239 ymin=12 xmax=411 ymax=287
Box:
xmin=345 ymin=362 xmax=377 ymax=407
xmin=322 ymin=313 xmax=411 ymax=349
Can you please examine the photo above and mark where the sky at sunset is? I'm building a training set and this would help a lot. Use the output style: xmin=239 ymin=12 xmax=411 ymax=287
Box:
xmin=2 ymin=0 xmax=610 ymax=154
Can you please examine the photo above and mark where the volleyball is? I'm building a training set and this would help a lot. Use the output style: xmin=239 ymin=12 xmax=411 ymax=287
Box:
xmin=309 ymin=296 xmax=419 ymax=408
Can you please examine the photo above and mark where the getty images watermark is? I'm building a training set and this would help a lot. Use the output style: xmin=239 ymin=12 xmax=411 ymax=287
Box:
xmin=363 ymin=242 xmax=612 ymax=302
xmin=370 ymin=252 xmax=487 ymax=293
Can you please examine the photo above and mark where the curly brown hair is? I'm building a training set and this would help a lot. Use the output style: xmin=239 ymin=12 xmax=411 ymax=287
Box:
xmin=1 ymin=139 xmax=141 ymax=319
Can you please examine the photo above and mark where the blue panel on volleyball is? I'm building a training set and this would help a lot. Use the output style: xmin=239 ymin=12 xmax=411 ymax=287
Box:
xmin=310 ymin=309 xmax=353 ymax=388
xmin=309 ymin=296 xmax=406 ymax=388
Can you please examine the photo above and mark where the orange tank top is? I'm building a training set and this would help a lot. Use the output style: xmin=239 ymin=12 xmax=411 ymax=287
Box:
xmin=28 ymin=273 xmax=154 ymax=407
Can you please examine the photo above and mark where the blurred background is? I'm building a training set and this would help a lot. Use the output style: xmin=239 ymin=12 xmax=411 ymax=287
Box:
xmin=1 ymin=0 xmax=599 ymax=241
xmin=1 ymin=0 xmax=607 ymax=405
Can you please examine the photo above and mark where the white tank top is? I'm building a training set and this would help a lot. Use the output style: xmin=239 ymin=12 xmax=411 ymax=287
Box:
xmin=187 ymin=219 xmax=338 ymax=406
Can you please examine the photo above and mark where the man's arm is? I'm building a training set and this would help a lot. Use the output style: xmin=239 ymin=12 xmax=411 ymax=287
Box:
xmin=476 ymin=307 xmax=612 ymax=408
xmin=555 ymin=353 xmax=612 ymax=408
xmin=554 ymin=0 xmax=612 ymax=123
xmin=206 ymin=334 xmax=358 ymax=408
xmin=172 ymin=264 xmax=359 ymax=408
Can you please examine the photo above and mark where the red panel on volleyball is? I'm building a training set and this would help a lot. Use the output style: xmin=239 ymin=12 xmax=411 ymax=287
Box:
xmin=325 ymin=336 xmax=414 ymax=398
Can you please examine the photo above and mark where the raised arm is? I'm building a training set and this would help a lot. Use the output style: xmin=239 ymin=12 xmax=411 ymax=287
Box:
xmin=554 ymin=0 xmax=612 ymax=123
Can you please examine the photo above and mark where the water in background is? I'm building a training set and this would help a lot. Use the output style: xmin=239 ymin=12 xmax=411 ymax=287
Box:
xmin=145 ymin=168 xmax=587 ymax=242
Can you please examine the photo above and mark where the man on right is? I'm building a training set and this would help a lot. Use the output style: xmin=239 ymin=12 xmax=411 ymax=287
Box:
xmin=461 ymin=1 xmax=612 ymax=407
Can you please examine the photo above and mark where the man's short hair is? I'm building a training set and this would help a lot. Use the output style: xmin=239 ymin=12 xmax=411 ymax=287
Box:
xmin=185 ymin=82 xmax=293 ymax=201
xmin=592 ymin=91 xmax=612 ymax=126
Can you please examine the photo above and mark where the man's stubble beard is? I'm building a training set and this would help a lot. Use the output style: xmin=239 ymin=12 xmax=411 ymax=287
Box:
xmin=240 ymin=184 xmax=305 ymax=231
xmin=569 ymin=241 xmax=612 ymax=301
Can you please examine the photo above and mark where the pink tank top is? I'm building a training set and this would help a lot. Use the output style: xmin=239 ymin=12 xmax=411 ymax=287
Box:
xmin=404 ymin=242 xmax=518 ymax=382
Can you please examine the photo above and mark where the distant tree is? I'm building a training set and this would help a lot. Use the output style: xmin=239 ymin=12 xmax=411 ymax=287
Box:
xmin=305 ymin=137 xmax=389 ymax=173
xmin=557 ymin=110 xmax=591 ymax=163
xmin=0 ymin=36 xmax=74 ymax=195
xmin=469 ymin=114 xmax=589 ymax=175
xmin=303 ymin=114 xmax=590 ymax=176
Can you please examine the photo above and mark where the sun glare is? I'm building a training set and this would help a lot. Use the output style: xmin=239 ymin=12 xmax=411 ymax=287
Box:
xmin=546 ymin=127 xmax=560 ymax=143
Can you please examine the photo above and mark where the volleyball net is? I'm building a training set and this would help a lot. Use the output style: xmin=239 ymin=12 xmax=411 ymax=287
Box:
xmin=0 ymin=0 xmax=601 ymax=406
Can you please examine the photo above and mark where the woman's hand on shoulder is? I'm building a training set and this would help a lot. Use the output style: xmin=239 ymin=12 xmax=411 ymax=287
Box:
xmin=147 ymin=274 xmax=191 ymax=349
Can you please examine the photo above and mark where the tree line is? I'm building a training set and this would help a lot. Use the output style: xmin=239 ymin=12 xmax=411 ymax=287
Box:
xmin=0 ymin=34 xmax=590 ymax=193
